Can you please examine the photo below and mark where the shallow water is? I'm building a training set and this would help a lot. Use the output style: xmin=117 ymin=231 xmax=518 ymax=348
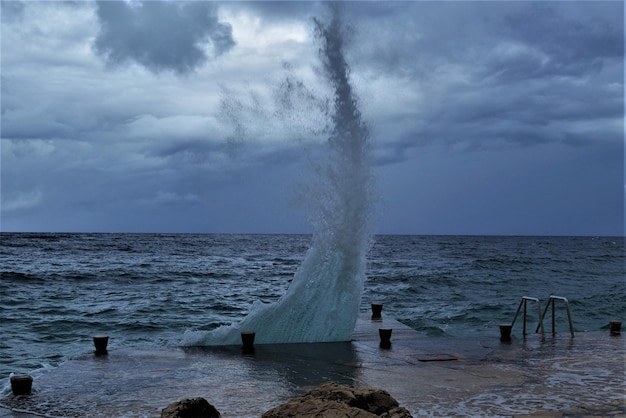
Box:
xmin=1 ymin=317 xmax=623 ymax=417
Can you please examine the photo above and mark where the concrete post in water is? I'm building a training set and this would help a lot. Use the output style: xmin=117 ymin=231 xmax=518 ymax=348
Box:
xmin=499 ymin=324 xmax=512 ymax=342
xmin=94 ymin=336 xmax=109 ymax=355
xmin=10 ymin=375 xmax=33 ymax=396
xmin=371 ymin=304 xmax=383 ymax=320
xmin=609 ymin=320 xmax=621 ymax=336
xmin=241 ymin=332 xmax=255 ymax=354
xmin=379 ymin=328 xmax=392 ymax=349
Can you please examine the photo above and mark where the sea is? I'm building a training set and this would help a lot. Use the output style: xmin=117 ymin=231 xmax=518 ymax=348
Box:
xmin=1 ymin=232 xmax=624 ymax=396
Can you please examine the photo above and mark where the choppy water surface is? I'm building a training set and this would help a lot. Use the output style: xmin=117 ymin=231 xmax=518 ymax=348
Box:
xmin=1 ymin=233 xmax=624 ymax=394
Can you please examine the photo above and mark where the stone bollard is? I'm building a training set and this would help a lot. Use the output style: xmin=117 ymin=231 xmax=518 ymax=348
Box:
xmin=609 ymin=320 xmax=621 ymax=336
xmin=499 ymin=324 xmax=513 ymax=342
xmin=371 ymin=303 xmax=383 ymax=320
xmin=10 ymin=375 xmax=33 ymax=396
xmin=379 ymin=328 xmax=392 ymax=349
xmin=94 ymin=336 xmax=109 ymax=355
xmin=241 ymin=332 xmax=255 ymax=354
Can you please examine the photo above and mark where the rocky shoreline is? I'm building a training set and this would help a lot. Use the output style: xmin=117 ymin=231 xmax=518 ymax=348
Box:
xmin=2 ymin=386 xmax=625 ymax=418
xmin=159 ymin=382 xmax=626 ymax=418
xmin=162 ymin=382 xmax=412 ymax=418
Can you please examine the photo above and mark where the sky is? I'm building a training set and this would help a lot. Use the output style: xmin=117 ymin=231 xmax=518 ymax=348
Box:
xmin=1 ymin=1 xmax=624 ymax=236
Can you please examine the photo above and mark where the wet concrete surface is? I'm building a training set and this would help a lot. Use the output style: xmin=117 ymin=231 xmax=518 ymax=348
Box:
xmin=1 ymin=315 xmax=624 ymax=417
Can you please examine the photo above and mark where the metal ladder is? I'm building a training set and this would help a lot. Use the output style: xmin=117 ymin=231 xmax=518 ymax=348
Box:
xmin=510 ymin=296 xmax=545 ymax=337
xmin=509 ymin=295 xmax=575 ymax=338
xmin=536 ymin=295 xmax=575 ymax=337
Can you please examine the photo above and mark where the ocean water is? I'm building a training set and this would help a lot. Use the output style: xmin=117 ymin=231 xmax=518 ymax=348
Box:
xmin=1 ymin=233 xmax=624 ymax=394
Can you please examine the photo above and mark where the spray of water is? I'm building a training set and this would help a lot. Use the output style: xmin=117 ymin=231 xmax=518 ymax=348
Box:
xmin=183 ymin=4 xmax=375 ymax=345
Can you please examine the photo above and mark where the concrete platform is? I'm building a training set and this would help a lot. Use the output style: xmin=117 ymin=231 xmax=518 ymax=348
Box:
xmin=1 ymin=315 xmax=624 ymax=417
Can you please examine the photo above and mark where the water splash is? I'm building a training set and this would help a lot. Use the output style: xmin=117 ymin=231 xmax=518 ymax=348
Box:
xmin=184 ymin=4 xmax=375 ymax=345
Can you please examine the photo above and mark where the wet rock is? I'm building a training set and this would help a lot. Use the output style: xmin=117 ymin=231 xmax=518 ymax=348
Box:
xmin=262 ymin=382 xmax=413 ymax=418
xmin=161 ymin=397 xmax=221 ymax=418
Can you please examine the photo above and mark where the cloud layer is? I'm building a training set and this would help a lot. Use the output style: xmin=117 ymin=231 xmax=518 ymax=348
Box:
xmin=1 ymin=1 xmax=623 ymax=235
xmin=93 ymin=1 xmax=235 ymax=74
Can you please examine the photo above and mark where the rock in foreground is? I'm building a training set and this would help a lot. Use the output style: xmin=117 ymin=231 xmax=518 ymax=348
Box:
xmin=262 ymin=382 xmax=413 ymax=418
xmin=161 ymin=397 xmax=221 ymax=418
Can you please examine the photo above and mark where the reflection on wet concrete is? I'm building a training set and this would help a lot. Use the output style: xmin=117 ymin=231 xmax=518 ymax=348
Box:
xmin=184 ymin=340 xmax=361 ymax=389
xmin=1 ymin=315 xmax=624 ymax=417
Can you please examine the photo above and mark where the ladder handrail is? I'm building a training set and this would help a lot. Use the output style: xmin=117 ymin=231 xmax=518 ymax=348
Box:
xmin=511 ymin=296 xmax=545 ymax=338
xmin=536 ymin=295 xmax=575 ymax=337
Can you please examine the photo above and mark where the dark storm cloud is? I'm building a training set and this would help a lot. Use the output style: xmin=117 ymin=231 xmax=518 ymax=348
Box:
xmin=502 ymin=3 xmax=623 ymax=75
xmin=149 ymin=138 xmax=221 ymax=164
xmin=93 ymin=1 xmax=235 ymax=74
xmin=351 ymin=1 xmax=623 ymax=169
xmin=1 ymin=1 xmax=623 ymax=235
xmin=0 ymin=1 xmax=24 ymax=23
xmin=477 ymin=4 xmax=624 ymax=99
